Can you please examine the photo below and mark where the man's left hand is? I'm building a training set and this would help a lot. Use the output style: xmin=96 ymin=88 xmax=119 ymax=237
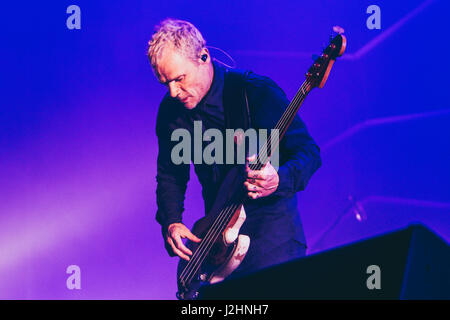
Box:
xmin=244 ymin=155 xmax=279 ymax=199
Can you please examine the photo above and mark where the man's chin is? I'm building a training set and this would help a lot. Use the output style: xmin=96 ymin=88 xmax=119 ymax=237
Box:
xmin=183 ymin=100 xmax=198 ymax=109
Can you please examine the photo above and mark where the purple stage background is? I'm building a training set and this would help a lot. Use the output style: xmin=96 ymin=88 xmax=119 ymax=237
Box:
xmin=1 ymin=0 xmax=449 ymax=299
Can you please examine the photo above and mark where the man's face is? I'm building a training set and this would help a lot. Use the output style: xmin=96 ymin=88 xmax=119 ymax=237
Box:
xmin=155 ymin=46 xmax=212 ymax=109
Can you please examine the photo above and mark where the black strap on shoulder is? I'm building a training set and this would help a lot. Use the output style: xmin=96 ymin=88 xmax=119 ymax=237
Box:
xmin=223 ymin=68 xmax=253 ymax=169
xmin=223 ymin=69 xmax=251 ymax=131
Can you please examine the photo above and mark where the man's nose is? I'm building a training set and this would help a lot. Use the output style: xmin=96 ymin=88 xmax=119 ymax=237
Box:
xmin=168 ymin=82 xmax=179 ymax=98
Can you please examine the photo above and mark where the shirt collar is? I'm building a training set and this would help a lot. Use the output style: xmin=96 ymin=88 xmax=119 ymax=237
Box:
xmin=199 ymin=60 xmax=225 ymax=109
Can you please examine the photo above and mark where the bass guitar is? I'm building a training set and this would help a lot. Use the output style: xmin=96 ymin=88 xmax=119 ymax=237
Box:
xmin=176 ymin=31 xmax=347 ymax=300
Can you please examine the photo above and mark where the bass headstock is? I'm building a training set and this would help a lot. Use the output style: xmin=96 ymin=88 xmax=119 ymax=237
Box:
xmin=306 ymin=29 xmax=347 ymax=89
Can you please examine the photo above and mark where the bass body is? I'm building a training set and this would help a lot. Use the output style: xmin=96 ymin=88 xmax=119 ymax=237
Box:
xmin=176 ymin=165 xmax=250 ymax=300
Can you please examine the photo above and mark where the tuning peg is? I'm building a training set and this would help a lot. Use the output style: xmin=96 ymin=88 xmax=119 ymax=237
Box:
xmin=333 ymin=25 xmax=345 ymax=34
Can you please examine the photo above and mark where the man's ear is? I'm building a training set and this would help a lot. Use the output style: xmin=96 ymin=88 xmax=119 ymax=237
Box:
xmin=199 ymin=47 xmax=210 ymax=63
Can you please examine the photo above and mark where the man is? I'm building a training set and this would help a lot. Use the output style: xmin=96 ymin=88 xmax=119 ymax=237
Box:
xmin=148 ymin=19 xmax=321 ymax=277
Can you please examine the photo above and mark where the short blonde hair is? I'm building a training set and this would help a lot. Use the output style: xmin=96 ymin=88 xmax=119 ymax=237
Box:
xmin=147 ymin=19 xmax=206 ymax=71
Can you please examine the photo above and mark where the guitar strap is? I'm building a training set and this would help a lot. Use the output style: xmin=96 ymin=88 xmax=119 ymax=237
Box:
xmin=223 ymin=68 xmax=252 ymax=132
xmin=223 ymin=69 xmax=252 ymax=165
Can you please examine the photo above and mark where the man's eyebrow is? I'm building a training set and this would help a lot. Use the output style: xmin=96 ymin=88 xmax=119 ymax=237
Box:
xmin=160 ymin=74 xmax=184 ymax=85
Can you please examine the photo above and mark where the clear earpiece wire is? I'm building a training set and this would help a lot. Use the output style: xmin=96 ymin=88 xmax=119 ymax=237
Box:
xmin=206 ymin=45 xmax=237 ymax=69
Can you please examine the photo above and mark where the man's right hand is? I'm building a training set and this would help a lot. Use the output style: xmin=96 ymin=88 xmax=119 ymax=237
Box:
xmin=166 ymin=223 xmax=201 ymax=261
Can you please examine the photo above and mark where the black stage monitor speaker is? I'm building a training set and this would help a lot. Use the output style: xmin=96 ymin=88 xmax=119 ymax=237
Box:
xmin=199 ymin=223 xmax=450 ymax=299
